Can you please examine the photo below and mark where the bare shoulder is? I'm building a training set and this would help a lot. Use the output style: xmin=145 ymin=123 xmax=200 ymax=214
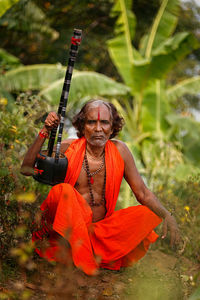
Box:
xmin=60 ymin=138 xmax=76 ymax=153
xmin=111 ymin=139 xmax=131 ymax=162
xmin=111 ymin=139 xmax=142 ymax=187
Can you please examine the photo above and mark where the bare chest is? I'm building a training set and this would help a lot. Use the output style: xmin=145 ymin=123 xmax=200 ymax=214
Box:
xmin=75 ymin=160 xmax=106 ymax=203
xmin=74 ymin=159 xmax=107 ymax=221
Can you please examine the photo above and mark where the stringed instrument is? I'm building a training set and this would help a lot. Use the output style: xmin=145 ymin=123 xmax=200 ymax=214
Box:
xmin=33 ymin=28 xmax=82 ymax=185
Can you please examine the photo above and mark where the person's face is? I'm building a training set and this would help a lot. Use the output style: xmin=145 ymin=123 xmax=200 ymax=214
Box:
xmin=83 ymin=104 xmax=113 ymax=147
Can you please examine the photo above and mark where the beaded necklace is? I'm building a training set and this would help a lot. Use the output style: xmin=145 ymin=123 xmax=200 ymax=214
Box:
xmin=82 ymin=158 xmax=104 ymax=183
xmin=86 ymin=150 xmax=104 ymax=162
xmin=83 ymin=152 xmax=106 ymax=207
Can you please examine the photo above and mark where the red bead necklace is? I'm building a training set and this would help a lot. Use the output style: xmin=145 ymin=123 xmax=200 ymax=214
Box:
xmin=83 ymin=152 xmax=106 ymax=207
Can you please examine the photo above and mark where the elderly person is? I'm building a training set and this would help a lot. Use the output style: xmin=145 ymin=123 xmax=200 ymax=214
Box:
xmin=21 ymin=99 xmax=180 ymax=275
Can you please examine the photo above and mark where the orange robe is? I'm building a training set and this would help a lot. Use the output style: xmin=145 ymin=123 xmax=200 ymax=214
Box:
xmin=32 ymin=137 xmax=162 ymax=275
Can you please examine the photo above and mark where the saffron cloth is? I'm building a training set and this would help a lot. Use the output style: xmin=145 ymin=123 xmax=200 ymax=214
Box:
xmin=32 ymin=137 xmax=162 ymax=275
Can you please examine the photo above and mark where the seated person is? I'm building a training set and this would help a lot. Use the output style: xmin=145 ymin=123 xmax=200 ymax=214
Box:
xmin=21 ymin=99 xmax=180 ymax=275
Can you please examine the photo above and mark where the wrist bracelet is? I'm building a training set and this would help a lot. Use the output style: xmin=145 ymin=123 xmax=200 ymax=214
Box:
xmin=39 ymin=129 xmax=49 ymax=139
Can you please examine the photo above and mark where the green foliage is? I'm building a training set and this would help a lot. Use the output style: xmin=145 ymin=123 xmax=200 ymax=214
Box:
xmin=0 ymin=0 xmax=20 ymax=18
xmin=40 ymin=70 xmax=130 ymax=107
xmin=0 ymin=1 xmax=200 ymax=298
xmin=154 ymin=174 xmax=200 ymax=263
xmin=111 ymin=0 xmax=136 ymax=39
xmin=166 ymin=114 xmax=200 ymax=166
xmin=189 ymin=285 xmax=200 ymax=300
xmin=167 ymin=76 xmax=200 ymax=102
xmin=107 ymin=0 xmax=200 ymax=174
xmin=1 ymin=64 xmax=66 ymax=92
xmin=141 ymin=0 xmax=180 ymax=57
xmin=0 ymin=0 xmax=58 ymax=38
xmin=107 ymin=0 xmax=136 ymax=87
xmin=107 ymin=5 xmax=200 ymax=296
xmin=0 ymin=48 xmax=21 ymax=73
xmin=1 ymin=64 xmax=130 ymax=112
xmin=0 ymin=93 xmax=51 ymax=263
xmin=107 ymin=0 xmax=200 ymax=93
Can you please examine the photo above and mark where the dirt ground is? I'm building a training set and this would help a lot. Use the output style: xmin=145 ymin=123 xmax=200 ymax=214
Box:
xmin=0 ymin=249 xmax=199 ymax=300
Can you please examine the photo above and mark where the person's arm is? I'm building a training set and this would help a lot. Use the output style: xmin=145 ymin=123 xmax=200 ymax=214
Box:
xmin=114 ymin=140 xmax=180 ymax=247
xmin=21 ymin=112 xmax=60 ymax=176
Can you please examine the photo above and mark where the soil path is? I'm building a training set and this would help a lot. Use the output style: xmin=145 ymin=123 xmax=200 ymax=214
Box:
xmin=1 ymin=250 xmax=198 ymax=299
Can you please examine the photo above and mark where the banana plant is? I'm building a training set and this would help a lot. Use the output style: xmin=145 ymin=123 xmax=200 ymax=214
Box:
xmin=0 ymin=64 xmax=130 ymax=112
xmin=107 ymin=0 xmax=200 ymax=172
xmin=108 ymin=0 xmax=199 ymax=132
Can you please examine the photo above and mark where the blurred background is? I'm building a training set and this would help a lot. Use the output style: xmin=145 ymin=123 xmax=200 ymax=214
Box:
xmin=0 ymin=0 xmax=200 ymax=299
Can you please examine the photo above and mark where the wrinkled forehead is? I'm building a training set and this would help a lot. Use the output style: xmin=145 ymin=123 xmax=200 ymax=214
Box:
xmin=85 ymin=102 xmax=112 ymax=120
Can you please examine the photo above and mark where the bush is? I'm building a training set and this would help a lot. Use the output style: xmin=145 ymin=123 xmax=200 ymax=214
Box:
xmin=0 ymin=93 xmax=51 ymax=274
xmin=153 ymin=174 xmax=200 ymax=263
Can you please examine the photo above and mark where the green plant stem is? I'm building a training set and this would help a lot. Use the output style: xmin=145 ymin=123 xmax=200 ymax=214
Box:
xmin=145 ymin=0 xmax=169 ymax=58
xmin=119 ymin=0 xmax=134 ymax=63
xmin=135 ymin=92 xmax=143 ymax=133
xmin=156 ymin=80 xmax=161 ymax=136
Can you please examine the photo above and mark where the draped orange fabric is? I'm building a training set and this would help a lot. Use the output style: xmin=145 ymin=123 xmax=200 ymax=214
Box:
xmin=32 ymin=137 xmax=162 ymax=275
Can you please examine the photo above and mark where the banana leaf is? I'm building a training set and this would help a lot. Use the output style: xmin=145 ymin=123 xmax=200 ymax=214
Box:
xmin=133 ymin=32 xmax=200 ymax=93
xmin=166 ymin=114 xmax=200 ymax=166
xmin=167 ymin=76 xmax=200 ymax=102
xmin=39 ymin=71 xmax=130 ymax=105
xmin=1 ymin=64 xmax=66 ymax=91
xmin=107 ymin=35 xmax=135 ymax=88
xmin=141 ymin=0 xmax=179 ymax=57
xmin=0 ymin=48 xmax=21 ymax=67
xmin=111 ymin=0 xmax=136 ymax=39
xmin=0 ymin=0 xmax=19 ymax=18
xmin=141 ymin=80 xmax=171 ymax=133
xmin=107 ymin=0 xmax=136 ymax=87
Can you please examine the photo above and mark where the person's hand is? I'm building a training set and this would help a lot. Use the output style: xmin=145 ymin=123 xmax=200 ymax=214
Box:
xmin=162 ymin=213 xmax=181 ymax=248
xmin=44 ymin=112 xmax=60 ymax=131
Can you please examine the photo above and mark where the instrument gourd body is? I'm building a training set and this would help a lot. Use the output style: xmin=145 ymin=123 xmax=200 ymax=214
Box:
xmin=33 ymin=151 xmax=68 ymax=186
xmin=33 ymin=29 xmax=82 ymax=186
